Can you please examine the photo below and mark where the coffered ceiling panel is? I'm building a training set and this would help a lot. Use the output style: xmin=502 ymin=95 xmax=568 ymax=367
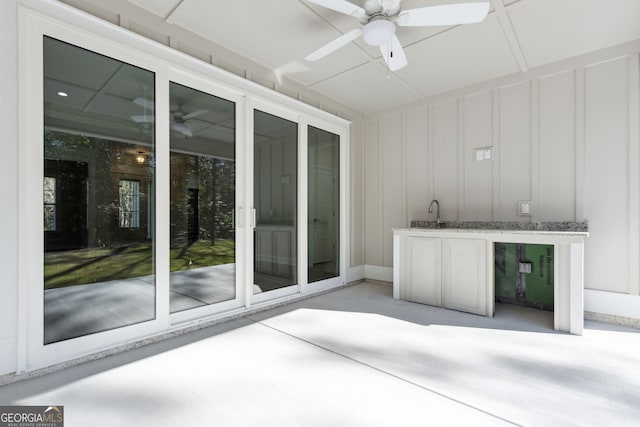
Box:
xmin=396 ymin=13 xmax=519 ymax=97
xmin=508 ymin=0 xmax=640 ymax=68
xmin=168 ymin=0 xmax=371 ymax=86
xmin=311 ymin=62 xmax=422 ymax=113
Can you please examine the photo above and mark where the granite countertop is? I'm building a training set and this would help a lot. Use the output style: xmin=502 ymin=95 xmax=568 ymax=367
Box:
xmin=409 ymin=220 xmax=588 ymax=233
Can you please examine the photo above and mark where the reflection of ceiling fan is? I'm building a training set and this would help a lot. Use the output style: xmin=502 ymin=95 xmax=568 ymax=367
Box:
xmin=304 ymin=0 xmax=490 ymax=71
xmin=130 ymin=97 xmax=208 ymax=137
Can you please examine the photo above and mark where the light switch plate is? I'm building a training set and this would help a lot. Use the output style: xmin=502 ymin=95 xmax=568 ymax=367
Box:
xmin=474 ymin=147 xmax=493 ymax=161
xmin=517 ymin=200 xmax=532 ymax=216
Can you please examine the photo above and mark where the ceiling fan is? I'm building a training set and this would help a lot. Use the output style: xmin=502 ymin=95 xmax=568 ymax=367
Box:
xmin=130 ymin=97 xmax=208 ymax=138
xmin=304 ymin=0 xmax=490 ymax=71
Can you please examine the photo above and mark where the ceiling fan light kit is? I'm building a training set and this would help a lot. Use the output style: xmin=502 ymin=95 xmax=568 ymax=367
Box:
xmin=305 ymin=0 xmax=490 ymax=71
xmin=362 ymin=19 xmax=395 ymax=46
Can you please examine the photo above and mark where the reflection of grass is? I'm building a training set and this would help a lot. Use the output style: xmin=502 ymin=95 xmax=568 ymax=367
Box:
xmin=44 ymin=240 xmax=235 ymax=290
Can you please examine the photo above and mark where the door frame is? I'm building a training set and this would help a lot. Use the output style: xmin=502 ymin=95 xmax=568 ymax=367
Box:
xmin=166 ymin=67 xmax=247 ymax=325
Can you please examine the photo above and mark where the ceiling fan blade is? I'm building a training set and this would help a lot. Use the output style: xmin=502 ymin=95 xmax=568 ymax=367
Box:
xmin=305 ymin=29 xmax=362 ymax=62
xmin=397 ymin=2 xmax=490 ymax=27
xmin=131 ymin=115 xmax=155 ymax=123
xmin=305 ymin=0 xmax=366 ymax=19
xmin=171 ymin=122 xmax=193 ymax=137
xmin=379 ymin=34 xmax=407 ymax=71
xmin=182 ymin=109 xmax=209 ymax=120
xmin=132 ymin=97 xmax=155 ymax=110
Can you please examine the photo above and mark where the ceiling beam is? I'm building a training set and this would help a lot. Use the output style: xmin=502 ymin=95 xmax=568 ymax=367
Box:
xmin=491 ymin=0 xmax=529 ymax=72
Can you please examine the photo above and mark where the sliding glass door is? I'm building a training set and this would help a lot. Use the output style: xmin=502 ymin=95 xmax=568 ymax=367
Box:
xmin=40 ymin=36 xmax=243 ymax=347
xmin=168 ymin=82 xmax=236 ymax=313
xmin=253 ymin=110 xmax=298 ymax=295
xmin=25 ymin=9 xmax=348 ymax=369
xmin=40 ymin=36 xmax=343 ymax=347
xmin=43 ymin=36 xmax=156 ymax=344
xmin=308 ymin=126 xmax=340 ymax=283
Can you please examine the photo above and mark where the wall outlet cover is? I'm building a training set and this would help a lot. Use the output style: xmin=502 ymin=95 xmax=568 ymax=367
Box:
xmin=517 ymin=200 xmax=533 ymax=216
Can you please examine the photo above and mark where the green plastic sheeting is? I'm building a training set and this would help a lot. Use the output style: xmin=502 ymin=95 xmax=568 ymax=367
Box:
xmin=494 ymin=243 xmax=554 ymax=311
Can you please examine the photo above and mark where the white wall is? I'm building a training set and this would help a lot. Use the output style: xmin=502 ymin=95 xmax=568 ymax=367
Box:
xmin=364 ymin=41 xmax=640 ymax=307
xmin=0 ymin=0 xmax=18 ymax=376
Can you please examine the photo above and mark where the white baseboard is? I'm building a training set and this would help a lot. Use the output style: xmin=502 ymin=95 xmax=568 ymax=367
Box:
xmin=347 ymin=265 xmax=365 ymax=283
xmin=364 ymin=265 xmax=393 ymax=282
xmin=584 ymin=289 xmax=640 ymax=320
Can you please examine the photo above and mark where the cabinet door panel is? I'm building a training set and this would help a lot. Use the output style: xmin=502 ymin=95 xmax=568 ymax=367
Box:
xmin=256 ymin=229 xmax=273 ymax=273
xmin=274 ymin=230 xmax=292 ymax=277
xmin=404 ymin=237 xmax=442 ymax=306
xmin=443 ymin=238 xmax=487 ymax=315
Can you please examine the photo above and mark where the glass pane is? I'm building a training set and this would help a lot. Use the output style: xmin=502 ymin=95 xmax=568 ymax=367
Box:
xmin=308 ymin=126 xmax=340 ymax=282
xmin=253 ymin=110 xmax=297 ymax=294
xmin=43 ymin=37 xmax=155 ymax=344
xmin=169 ymin=82 xmax=236 ymax=313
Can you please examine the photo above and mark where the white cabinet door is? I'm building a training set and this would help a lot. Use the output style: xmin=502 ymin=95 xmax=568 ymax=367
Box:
xmin=443 ymin=238 xmax=487 ymax=315
xmin=255 ymin=229 xmax=273 ymax=274
xmin=274 ymin=230 xmax=292 ymax=277
xmin=402 ymin=237 xmax=442 ymax=307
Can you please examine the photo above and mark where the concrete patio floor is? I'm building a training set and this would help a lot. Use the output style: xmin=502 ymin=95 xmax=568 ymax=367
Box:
xmin=44 ymin=264 xmax=237 ymax=343
xmin=5 ymin=281 xmax=640 ymax=426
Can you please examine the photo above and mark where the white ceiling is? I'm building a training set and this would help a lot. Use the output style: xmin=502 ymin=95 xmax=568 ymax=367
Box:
xmin=122 ymin=0 xmax=640 ymax=114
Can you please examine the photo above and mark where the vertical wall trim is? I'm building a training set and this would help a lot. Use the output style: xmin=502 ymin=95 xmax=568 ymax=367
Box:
xmin=428 ymin=106 xmax=435 ymax=203
xmin=575 ymin=67 xmax=586 ymax=223
xmin=492 ymin=88 xmax=501 ymax=221
xmin=402 ymin=112 xmax=408 ymax=226
xmin=457 ymin=98 xmax=465 ymax=221
xmin=531 ymin=78 xmax=540 ymax=223
xmin=378 ymin=119 xmax=384 ymax=266
xmin=360 ymin=120 xmax=366 ymax=266
xmin=118 ymin=14 xmax=130 ymax=30
xmin=628 ymin=54 xmax=640 ymax=295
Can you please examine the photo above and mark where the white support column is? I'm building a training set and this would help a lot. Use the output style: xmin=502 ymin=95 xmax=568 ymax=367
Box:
xmin=569 ymin=242 xmax=585 ymax=335
xmin=555 ymin=242 xmax=584 ymax=335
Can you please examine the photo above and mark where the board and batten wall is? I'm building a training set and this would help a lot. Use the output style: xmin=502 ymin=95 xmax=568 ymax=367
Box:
xmin=364 ymin=40 xmax=640 ymax=321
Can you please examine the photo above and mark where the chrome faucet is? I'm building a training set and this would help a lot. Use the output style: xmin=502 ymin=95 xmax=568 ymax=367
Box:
xmin=428 ymin=199 xmax=442 ymax=228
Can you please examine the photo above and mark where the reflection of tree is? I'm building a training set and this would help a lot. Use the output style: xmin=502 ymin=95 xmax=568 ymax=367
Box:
xmin=214 ymin=158 xmax=235 ymax=240
xmin=170 ymin=152 xmax=235 ymax=246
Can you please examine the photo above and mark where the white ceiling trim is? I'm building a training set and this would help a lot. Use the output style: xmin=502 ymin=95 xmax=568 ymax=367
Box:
xmin=491 ymin=0 xmax=528 ymax=72
xmin=164 ymin=0 xmax=184 ymax=23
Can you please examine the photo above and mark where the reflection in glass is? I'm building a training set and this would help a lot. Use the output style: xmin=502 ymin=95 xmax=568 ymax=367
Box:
xmin=43 ymin=37 xmax=155 ymax=344
xmin=253 ymin=110 xmax=298 ymax=293
xmin=308 ymin=126 xmax=340 ymax=282
xmin=169 ymin=82 xmax=236 ymax=313
xmin=43 ymin=177 xmax=57 ymax=231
